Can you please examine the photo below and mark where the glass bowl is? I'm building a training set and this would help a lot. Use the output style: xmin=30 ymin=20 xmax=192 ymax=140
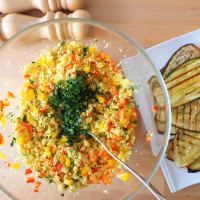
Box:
xmin=0 ymin=18 xmax=171 ymax=200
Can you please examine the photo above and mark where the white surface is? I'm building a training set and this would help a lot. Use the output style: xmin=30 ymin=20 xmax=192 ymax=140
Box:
xmin=144 ymin=29 xmax=200 ymax=193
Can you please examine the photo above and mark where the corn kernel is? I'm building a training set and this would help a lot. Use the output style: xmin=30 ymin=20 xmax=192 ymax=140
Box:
xmin=96 ymin=95 xmax=105 ymax=104
xmin=65 ymin=157 xmax=71 ymax=167
xmin=32 ymin=120 xmax=37 ymax=126
xmin=118 ymin=172 xmax=132 ymax=181
xmin=1 ymin=116 xmax=6 ymax=129
xmin=26 ymin=90 xmax=35 ymax=101
xmin=60 ymin=155 xmax=65 ymax=163
xmin=45 ymin=147 xmax=51 ymax=158
xmin=12 ymin=162 xmax=21 ymax=170
xmin=60 ymin=135 xmax=68 ymax=143
xmin=26 ymin=114 xmax=32 ymax=122
xmin=81 ymin=167 xmax=90 ymax=176
xmin=99 ymin=123 xmax=104 ymax=131
xmin=89 ymin=47 xmax=95 ymax=54
xmin=33 ymin=165 xmax=39 ymax=171
xmin=105 ymin=54 xmax=110 ymax=60
xmin=96 ymin=105 xmax=103 ymax=112
xmin=120 ymin=119 xmax=126 ymax=127
xmin=84 ymin=65 xmax=91 ymax=73
xmin=0 ymin=152 xmax=6 ymax=160
xmin=53 ymin=130 xmax=60 ymax=138
xmin=108 ymin=159 xmax=117 ymax=166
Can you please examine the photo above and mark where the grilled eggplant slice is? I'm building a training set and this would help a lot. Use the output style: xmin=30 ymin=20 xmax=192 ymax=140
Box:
xmin=155 ymin=119 xmax=177 ymax=135
xmin=166 ymin=139 xmax=174 ymax=161
xmin=165 ymin=58 xmax=200 ymax=107
xmin=188 ymin=157 xmax=200 ymax=171
xmin=173 ymin=130 xmax=200 ymax=168
xmin=148 ymin=76 xmax=165 ymax=107
xmin=162 ymin=44 xmax=200 ymax=79
xmin=156 ymin=99 xmax=200 ymax=132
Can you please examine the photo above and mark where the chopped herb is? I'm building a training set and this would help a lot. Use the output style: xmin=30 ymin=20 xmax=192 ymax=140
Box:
xmin=116 ymin=85 xmax=120 ymax=89
xmin=10 ymin=137 xmax=16 ymax=147
xmin=93 ymin=39 xmax=98 ymax=42
xmin=83 ymin=46 xmax=89 ymax=57
xmin=43 ymin=113 xmax=48 ymax=117
xmin=133 ymin=120 xmax=138 ymax=124
xmin=33 ymin=89 xmax=37 ymax=94
xmin=40 ymin=136 xmax=44 ymax=140
xmin=61 ymin=193 xmax=64 ymax=197
xmin=29 ymin=79 xmax=35 ymax=84
xmin=61 ymin=41 xmax=66 ymax=47
xmin=48 ymin=73 xmax=97 ymax=145
xmin=32 ymin=61 xmax=35 ymax=63
xmin=23 ymin=115 xmax=27 ymax=122
xmin=49 ymin=179 xmax=54 ymax=183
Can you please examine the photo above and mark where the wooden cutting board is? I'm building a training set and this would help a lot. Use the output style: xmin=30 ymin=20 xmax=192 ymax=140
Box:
xmin=1 ymin=0 xmax=200 ymax=199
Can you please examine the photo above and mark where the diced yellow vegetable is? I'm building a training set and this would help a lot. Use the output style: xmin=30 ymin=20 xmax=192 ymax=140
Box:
xmin=60 ymin=135 xmax=68 ymax=143
xmin=108 ymin=159 xmax=117 ymax=166
xmin=26 ymin=114 xmax=32 ymax=122
xmin=53 ymin=130 xmax=60 ymax=138
xmin=65 ymin=158 xmax=71 ymax=167
xmin=105 ymin=54 xmax=110 ymax=60
xmin=12 ymin=162 xmax=21 ymax=170
xmin=60 ymin=155 xmax=65 ymax=163
xmin=96 ymin=95 xmax=105 ymax=104
xmin=99 ymin=123 xmax=104 ymax=131
xmin=84 ymin=65 xmax=91 ymax=73
xmin=45 ymin=147 xmax=51 ymax=158
xmin=118 ymin=172 xmax=132 ymax=181
xmin=96 ymin=105 xmax=103 ymax=112
xmin=89 ymin=47 xmax=96 ymax=54
xmin=81 ymin=167 xmax=90 ymax=176
xmin=1 ymin=116 xmax=6 ymax=129
xmin=26 ymin=90 xmax=35 ymax=101
xmin=0 ymin=152 xmax=6 ymax=160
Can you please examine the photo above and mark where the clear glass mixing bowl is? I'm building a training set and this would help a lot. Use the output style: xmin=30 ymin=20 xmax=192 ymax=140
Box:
xmin=0 ymin=18 xmax=171 ymax=200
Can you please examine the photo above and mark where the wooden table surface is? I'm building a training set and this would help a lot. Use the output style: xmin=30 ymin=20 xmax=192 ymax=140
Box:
xmin=1 ymin=0 xmax=200 ymax=199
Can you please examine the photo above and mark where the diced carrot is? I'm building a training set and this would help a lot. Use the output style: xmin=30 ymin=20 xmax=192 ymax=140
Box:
xmin=91 ymin=168 xmax=98 ymax=173
xmin=5 ymin=162 xmax=11 ymax=167
xmin=116 ymin=169 xmax=125 ymax=175
xmin=109 ymin=142 xmax=118 ymax=151
xmin=130 ymin=109 xmax=139 ymax=119
xmin=39 ymin=131 xmax=45 ymax=136
xmin=93 ymin=68 xmax=100 ymax=77
xmin=71 ymin=54 xmax=75 ymax=60
xmin=0 ymin=133 xmax=4 ymax=146
xmin=118 ymin=109 xmax=125 ymax=121
xmin=50 ymin=157 xmax=54 ymax=165
xmin=90 ymin=175 xmax=99 ymax=184
xmin=111 ymin=134 xmax=124 ymax=141
xmin=40 ymin=171 xmax=45 ymax=177
xmin=0 ymin=101 xmax=4 ymax=109
xmin=38 ymin=109 xmax=47 ymax=114
xmin=7 ymin=91 xmax=15 ymax=99
xmin=56 ymin=163 xmax=62 ymax=171
xmin=108 ymin=123 xmax=114 ymax=132
xmin=152 ymin=105 xmax=157 ymax=112
xmin=118 ymin=99 xmax=129 ymax=109
xmin=27 ymin=123 xmax=33 ymax=133
xmin=113 ymin=89 xmax=119 ymax=97
xmin=26 ymin=177 xmax=35 ymax=183
xmin=100 ymin=150 xmax=109 ymax=160
xmin=25 ymin=168 xmax=32 ymax=175
xmin=94 ymin=149 xmax=99 ymax=156
xmin=99 ymin=51 xmax=105 ymax=60
xmin=34 ymin=189 xmax=39 ymax=192
xmin=24 ymin=74 xmax=30 ymax=79
xmin=101 ymin=176 xmax=111 ymax=185
xmin=35 ymin=181 xmax=41 ymax=188
xmin=28 ymin=85 xmax=34 ymax=90
xmin=3 ymin=99 xmax=10 ymax=107
xmin=112 ymin=66 xmax=120 ymax=73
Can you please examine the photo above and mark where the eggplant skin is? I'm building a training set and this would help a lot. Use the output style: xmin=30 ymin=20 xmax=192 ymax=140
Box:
xmin=161 ymin=44 xmax=200 ymax=79
xmin=187 ymin=168 xmax=200 ymax=173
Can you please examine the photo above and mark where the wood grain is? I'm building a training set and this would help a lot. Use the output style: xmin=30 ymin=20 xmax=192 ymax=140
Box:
xmin=1 ymin=0 xmax=200 ymax=199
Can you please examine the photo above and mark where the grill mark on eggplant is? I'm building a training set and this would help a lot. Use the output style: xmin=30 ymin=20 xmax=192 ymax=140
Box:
xmin=176 ymin=107 xmax=178 ymax=126
xmin=183 ymin=105 xmax=185 ymax=129
xmin=185 ymin=88 xmax=197 ymax=96
xmin=189 ymin=101 xmax=192 ymax=128
xmin=196 ymin=101 xmax=199 ymax=130
xmin=167 ymin=71 xmax=200 ymax=91
xmin=165 ymin=64 xmax=200 ymax=84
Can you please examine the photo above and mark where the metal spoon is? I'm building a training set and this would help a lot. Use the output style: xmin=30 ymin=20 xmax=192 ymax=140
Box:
xmin=88 ymin=132 xmax=165 ymax=200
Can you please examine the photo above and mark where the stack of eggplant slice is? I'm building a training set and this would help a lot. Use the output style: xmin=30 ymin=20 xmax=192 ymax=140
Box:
xmin=149 ymin=44 xmax=200 ymax=171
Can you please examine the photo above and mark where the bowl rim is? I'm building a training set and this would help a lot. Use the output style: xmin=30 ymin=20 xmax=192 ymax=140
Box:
xmin=0 ymin=18 xmax=171 ymax=200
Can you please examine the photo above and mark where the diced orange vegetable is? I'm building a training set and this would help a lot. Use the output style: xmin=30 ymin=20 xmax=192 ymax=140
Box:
xmin=27 ymin=177 xmax=35 ymax=183
xmin=38 ymin=109 xmax=47 ymax=114
xmin=7 ymin=91 xmax=15 ymax=99
xmin=35 ymin=181 xmax=41 ymax=188
xmin=118 ymin=99 xmax=129 ymax=109
xmin=3 ymin=98 xmax=10 ymax=107
xmin=109 ymin=142 xmax=118 ymax=151
xmin=93 ymin=68 xmax=100 ymax=77
xmin=111 ymin=134 xmax=124 ymax=141
xmin=116 ymin=169 xmax=125 ymax=175
xmin=90 ymin=175 xmax=99 ymax=184
xmin=152 ymin=105 xmax=157 ymax=112
xmin=108 ymin=123 xmax=114 ymax=132
xmin=112 ymin=89 xmax=119 ymax=97
xmin=34 ymin=189 xmax=39 ymax=192
xmin=25 ymin=168 xmax=32 ymax=175
xmin=99 ymin=51 xmax=105 ymax=60
xmin=94 ymin=149 xmax=99 ymax=156
xmin=39 ymin=131 xmax=45 ymax=136
xmin=130 ymin=109 xmax=139 ymax=120
xmin=118 ymin=109 xmax=125 ymax=121
xmin=0 ymin=133 xmax=4 ymax=146
xmin=71 ymin=54 xmax=75 ymax=60
xmin=50 ymin=157 xmax=54 ymax=165
xmin=40 ymin=171 xmax=45 ymax=177
xmin=24 ymin=74 xmax=30 ymax=79
xmin=101 ymin=176 xmax=111 ymax=185
xmin=112 ymin=66 xmax=120 ymax=73
xmin=27 ymin=85 xmax=34 ymax=90
xmin=100 ymin=150 xmax=111 ymax=160
xmin=0 ymin=101 xmax=4 ymax=109
xmin=5 ymin=162 xmax=11 ymax=167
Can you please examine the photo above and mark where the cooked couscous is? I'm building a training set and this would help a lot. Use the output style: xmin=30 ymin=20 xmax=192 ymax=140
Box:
xmin=14 ymin=41 xmax=138 ymax=191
